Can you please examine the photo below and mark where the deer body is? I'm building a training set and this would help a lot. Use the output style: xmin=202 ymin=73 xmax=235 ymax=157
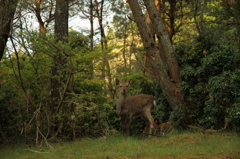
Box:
xmin=116 ymin=79 xmax=156 ymax=135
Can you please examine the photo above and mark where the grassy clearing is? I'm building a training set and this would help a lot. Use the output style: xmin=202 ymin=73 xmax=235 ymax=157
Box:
xmin=0 ymin=132 xmax=239 ymax=159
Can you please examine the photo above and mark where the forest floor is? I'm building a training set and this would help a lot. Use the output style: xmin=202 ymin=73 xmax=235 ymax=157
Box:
xmin=0 ymin=131 xmax=239 ymax=159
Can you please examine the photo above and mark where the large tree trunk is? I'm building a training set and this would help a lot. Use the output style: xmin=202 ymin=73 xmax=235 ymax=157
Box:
xmin=55 ymin=0 xmax=69 ymax=42
xmin=48 ymin=0 xmax=69 ymax=137
xmin=127 ymin=0 xmax=183 ymax=110
xmin=51 ymin=0 xmax=69 ymax=114
xmin=0 ymin=0 xmax=18 ymax=61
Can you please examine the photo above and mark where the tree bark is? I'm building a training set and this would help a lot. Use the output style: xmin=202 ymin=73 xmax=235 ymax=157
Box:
xmin=51 ymin=0 xmax=69 ymax=114
xmin=89 ymin=0 xmax=94 ymax=49
xmin=0 ymin=0 xmax=18 ymax=61
xmin=127 ymin=0 xmax=183 ymax=110
xmin=55 ymin=0 xmax=69 ymax=42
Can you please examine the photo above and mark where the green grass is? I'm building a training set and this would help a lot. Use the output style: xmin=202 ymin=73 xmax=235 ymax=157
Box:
xmin=0 ymin=132 xmax=239 ymax=159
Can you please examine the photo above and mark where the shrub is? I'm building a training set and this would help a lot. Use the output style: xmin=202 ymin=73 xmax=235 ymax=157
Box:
xmin=176 ymin=36 xmax=240 ymax=131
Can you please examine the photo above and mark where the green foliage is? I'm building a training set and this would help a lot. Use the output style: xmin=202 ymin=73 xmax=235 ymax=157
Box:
xmin=153 ymin=82 xmax=171 ymax=123
xmin=71 ymin=79 xmax=111 ymax=136
xmin=169 ymin=104 xmax=188 ymax=128
xmin=110 ymin=0 xmax=132 ymax=39
xmin=0 ymin=31 xmax=114 ymax=143
xmin=227 ymin=103 xmax=240 ymax=132
xmin=122 ymin=73 xmax=150 ymax=96
xmin=176 ymin=36 xmax=240 ymax=131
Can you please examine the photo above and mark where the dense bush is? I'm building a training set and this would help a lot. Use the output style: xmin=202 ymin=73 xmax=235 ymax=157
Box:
xmin=0 ymin=32 xmax=112 ymax=143
xmin=174 ymin=36 xmax=240 ymax=131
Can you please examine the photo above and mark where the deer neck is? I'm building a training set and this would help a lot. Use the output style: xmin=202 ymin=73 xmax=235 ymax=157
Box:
xmin=116 ymin=92 xmax=127 ymax=116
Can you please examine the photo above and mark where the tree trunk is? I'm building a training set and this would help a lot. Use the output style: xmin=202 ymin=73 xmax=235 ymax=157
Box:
xmin=0 ymin=0 xmax=18 ymax=61
xmin=51 ymin=0 xmax=69 ymax=114
xmin=168 ymin=0 xmax=176 ymax=43
xmin=127 ymin=0 xmax=183 ymax=110
xmin=55 ymin=0 xmax=69 ymax=42
xmin=34 ymin=0 xmax=46 ymax=33
xmin=89 ymin=0 xmax=94 ymax=49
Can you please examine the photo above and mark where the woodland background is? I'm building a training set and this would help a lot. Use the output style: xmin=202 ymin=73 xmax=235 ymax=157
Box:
xmin=0 ymin=0 xmax=239 ymax=145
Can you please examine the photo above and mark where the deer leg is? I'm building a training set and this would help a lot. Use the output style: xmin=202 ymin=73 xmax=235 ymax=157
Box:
xmin=121 ymin=115 xmax=131 ymax=135
xmin=142 ymin=111 xmax=154 ymax=136
xmin=142 ymin=118 xmax=149 ymax=136
xmin=148 ymin=117 xmax=154 ymax=135
xmin=144 ymin=121 xmax=150 ymax=135
xmin=121 ymin=117 xmax=127 ymax=134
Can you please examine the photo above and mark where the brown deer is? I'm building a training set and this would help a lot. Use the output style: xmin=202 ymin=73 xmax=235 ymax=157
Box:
xmin=152 ymin=120 xmax=172 ymax=136
xmin=159 ymin=121 xmax=172 ymax=135
xmin=116 ymin=79 xmax=156 ymax=135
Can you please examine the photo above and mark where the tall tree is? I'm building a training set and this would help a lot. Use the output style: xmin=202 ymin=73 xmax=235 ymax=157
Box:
xmin=0 ymin=0 xmax=18 ymax=61
xmin=78 ymin=0 xmax=96 ymax=49
xmin=111 ymin=0 xmax=133 ymax=76
xmin=51 ymin=0 xmax=69 ymax=114
xmin=30 ymin=0 xmax=55 ymax=33
xmin=127 ymin=0 xmax=183 ymax=110
xmin=89 ymin=0 xmax=94 ymax=49
xmin=95 ymin=0 xmax=114 ymax=99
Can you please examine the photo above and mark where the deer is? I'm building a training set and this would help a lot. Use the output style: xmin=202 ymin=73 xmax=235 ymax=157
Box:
xmin=152 ymin=120 xmax=172 ymax=136
xmin=115 ymin=79 xmax=156 ymax=135
xmin=159 ymin=121 xmax=172 ymax=135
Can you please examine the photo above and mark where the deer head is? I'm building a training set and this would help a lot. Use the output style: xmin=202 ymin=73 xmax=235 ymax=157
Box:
xmin=116 ymin=79 xmax=132 ymax=95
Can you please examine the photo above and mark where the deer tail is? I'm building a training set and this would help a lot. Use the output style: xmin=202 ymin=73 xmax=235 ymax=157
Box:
xmin=153 ymin=100 xmax=157 ymax=107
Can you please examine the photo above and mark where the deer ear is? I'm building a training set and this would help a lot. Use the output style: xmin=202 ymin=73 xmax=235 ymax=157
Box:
xmin=128 ymin=79 xmax=132 ymax=84
xmin=116 ymin=79 xmax=120 ymax=85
